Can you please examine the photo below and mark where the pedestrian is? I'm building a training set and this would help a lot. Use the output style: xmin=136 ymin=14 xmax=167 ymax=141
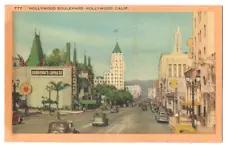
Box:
xmin=193 ymin=114 xmax=197 ymax=129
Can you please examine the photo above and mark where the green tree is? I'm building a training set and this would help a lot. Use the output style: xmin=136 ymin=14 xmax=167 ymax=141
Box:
xmin=65 ymin=42 xmax=71 ymax=63
xmin=48 ymin=81 xmax=70 ymax=120
xmin=46 ymin=48 xmax=62 ymax=66
xmin=73 ymin=45 xmax=77 ymax=65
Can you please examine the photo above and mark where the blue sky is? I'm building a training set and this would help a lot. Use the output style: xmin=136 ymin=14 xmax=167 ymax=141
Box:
xmin=13 ymin=12 xmax=192 ymax=81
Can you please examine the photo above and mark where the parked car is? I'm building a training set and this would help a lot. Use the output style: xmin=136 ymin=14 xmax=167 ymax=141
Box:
xmin=92 ymin=112 xmax=109 ymax=126
xmin=12 ymin=111 xmax=23 ymax=125
xmin=47 ymin=120 xmax=79 ymax=133
xmin=155 ymin=111 xmax=169 ymax=123
xmin=110 ymin=106 xmax=119 ymax=113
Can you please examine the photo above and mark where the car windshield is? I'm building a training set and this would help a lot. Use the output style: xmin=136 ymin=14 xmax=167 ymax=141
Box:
xmin=94 ymin=117 xmax=104 ymax=122
xmin=50 ymin=122 xmax=67 ymax=130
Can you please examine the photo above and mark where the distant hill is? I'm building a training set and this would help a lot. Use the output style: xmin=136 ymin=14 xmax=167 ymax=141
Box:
xmin=125 ymin=80 xmax=154 ymax=98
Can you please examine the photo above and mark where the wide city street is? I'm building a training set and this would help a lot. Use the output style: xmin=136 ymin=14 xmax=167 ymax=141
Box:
xmin=13 ymin=106 xmax=172 ymax=134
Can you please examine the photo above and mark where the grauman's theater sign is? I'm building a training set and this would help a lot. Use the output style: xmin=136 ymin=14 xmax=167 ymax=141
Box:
xmin=30 ymin=69 xmax=64 ymax=77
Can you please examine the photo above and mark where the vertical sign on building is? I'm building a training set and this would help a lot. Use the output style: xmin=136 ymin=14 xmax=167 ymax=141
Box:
xmin=72 ymin=65 xmax=77 ymax=101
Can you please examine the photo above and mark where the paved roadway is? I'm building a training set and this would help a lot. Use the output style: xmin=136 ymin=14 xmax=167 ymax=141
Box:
xmin=13 ymin=106 xmax=172 ymax=134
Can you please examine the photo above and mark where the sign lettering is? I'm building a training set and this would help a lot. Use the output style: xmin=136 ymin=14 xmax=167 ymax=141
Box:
xmin=30 ymin=70 xmax=64 ymax=76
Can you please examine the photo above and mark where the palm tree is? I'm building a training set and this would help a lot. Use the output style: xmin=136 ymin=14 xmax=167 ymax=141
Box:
xmin=49 ymin=81 xmax=70 ymax=120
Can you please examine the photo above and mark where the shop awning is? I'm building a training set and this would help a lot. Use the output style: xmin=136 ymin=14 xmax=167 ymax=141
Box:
xmin=80 ymin=100 xmax=97 ymax=105
xmin=73 ymin=99 xmax=80 ymax=104
xmin=181 ymin=100 xmax=201 ymax=106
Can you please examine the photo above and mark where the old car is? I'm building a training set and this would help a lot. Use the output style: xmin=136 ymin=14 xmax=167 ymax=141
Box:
xmin=12 ymin=111 xmax=23 ymax=125
xmin=173 ymin=123 xmax=196 ymax=133
xmin=47 ymin=120 xmax=79 ymax=133
xmin=92 ymin=112 xmax=109 ymax=126
xmin=155 ymin=111 xmax=169 ymax=123
xmin=110 ymin=106 xmax=119 ymax=113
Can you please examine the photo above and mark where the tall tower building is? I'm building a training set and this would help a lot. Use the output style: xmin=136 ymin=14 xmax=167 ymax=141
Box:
xmin=104 ymin=42 xmax=125 ymax=90
xmin=173 ymin=27 xmax=182 ymax=53
xmin=158 ymin=26 xmax=188 ymax=112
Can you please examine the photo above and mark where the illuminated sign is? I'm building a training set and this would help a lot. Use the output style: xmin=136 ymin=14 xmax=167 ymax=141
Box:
xmin=30 ymin=69 xmax=64 ymax=77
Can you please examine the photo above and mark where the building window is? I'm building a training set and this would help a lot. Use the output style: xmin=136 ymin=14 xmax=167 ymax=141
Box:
xmin=203 ymin=76 xmax=207 ymax=85
xmin=204 ymin=25 xmax=206 ymax=38
xmin=194 ymin=18 xmax=196 ymax=28
xmin=169 ymin=64 xmax=172 ymax=77
xmin=183 ymin=64 xmax=186 ymax=72
xmin=178 ymin=64 xmax=182 ymax=77
xmin=173 ymin=64 xmax=177 ymax=77
xmin=194 ymin=37 xmax=196 ymax=47
xmin=204 ymin=47 xmax=206 ymax=55
xmin=199 ymin=51 xmax=202 ymax=60
xmin=198 ymin=33 xmax=200 ymax=42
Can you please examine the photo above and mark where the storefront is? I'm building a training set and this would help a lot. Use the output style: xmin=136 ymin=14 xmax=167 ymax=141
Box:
xmin=13 ymin=66 xmax=73 ymax=109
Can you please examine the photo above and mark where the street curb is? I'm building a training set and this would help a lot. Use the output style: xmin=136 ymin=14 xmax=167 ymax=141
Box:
xmin=168 ymin=122 xmax=174 ymax=130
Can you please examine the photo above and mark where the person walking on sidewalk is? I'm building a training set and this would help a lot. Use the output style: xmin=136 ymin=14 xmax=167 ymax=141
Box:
xmin=193 ymin=114 xmax=197 ymax=129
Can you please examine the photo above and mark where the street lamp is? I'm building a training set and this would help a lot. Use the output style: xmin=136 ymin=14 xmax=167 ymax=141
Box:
xmin=185 ymin=75 xmax=201 ymax=128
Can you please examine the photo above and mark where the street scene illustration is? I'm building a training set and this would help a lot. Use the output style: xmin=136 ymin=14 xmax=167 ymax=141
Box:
xmin=12 ymin=12 xmax=216 ymax=134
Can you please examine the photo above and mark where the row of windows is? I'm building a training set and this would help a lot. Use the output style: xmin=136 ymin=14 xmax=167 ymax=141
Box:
xmin=111 ymin=63 xmax=123 ymax=66
xmin=105 ymin=75 xmax=123 ymax=78
xmin=111 ymin=69 xmax=124 ymax=72
xmin=193 ymin=12 xmax=208 ymax=62
xmin=168 ymin=64 xmax=186 ymax=78
xmin=198 ymin=46 xmax=207 ymax=60
xmin=194 ymin=11 xmax=207 ymax=27
xmin=105 ymin=78 xmax=123 ymax=81
xmin=194 ymin=25 xmax=206 ymax=44
xmin=194 ymin=12 xmax=207 ymax=46
xmin=111 ymin=60 xmax=123 ymax=63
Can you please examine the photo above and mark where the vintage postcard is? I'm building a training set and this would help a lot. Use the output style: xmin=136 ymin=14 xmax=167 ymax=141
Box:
xmin=5 ymin=5 xmax=222 ymax=142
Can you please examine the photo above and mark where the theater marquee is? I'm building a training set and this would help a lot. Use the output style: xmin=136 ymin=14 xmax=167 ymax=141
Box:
xmin=30 ymin=69 xmax=64 ymax=77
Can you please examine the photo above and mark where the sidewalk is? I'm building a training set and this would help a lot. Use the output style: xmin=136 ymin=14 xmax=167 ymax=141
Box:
xmin=168 ymin=116 xmax=191 ymax=130
xmin=196 ymin=125 xmax=215 ymax=133
xmin=168 ymin=116 xmax=215 ymax=133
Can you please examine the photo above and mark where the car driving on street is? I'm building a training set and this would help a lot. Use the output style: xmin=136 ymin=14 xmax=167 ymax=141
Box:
xmin=47 ymin=120 xmax=79 ymax=134
xmin=92 ymin=112 xmax=109 ymax=126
